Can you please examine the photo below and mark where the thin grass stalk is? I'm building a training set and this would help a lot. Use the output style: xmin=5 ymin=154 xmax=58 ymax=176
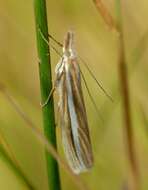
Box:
xmin=92 ymin=0 xmax=140 ymax=189
xmin=116 ymin=1 xmax=140 ymax=190
xmin=92 ymin=0 xmax=119 ymax=33
xmin=0 ymin=144 xmax=35 ymax=189
xmin=118 ymin=34 xmax=139 ymax=190
xmin=34 ymin=1 xmax=61 ymax=190
xmin=0 ymin=129 xmax=19 ymax=164
xmin=0 ymin=129 xmax=35 ymax=189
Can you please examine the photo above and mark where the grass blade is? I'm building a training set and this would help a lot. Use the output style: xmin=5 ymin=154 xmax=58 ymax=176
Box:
xmin=92 ymin=0 xmax=140 ymax=189
xmin=115 ymin=1 xmax=140 ymax=190
xmin=0 ymin=137 xmax=35 ymax=189
xmin=34 ymin=1 xmax=61 ymax=190
xmin=92 ymin=0 xmax=119 ymax=33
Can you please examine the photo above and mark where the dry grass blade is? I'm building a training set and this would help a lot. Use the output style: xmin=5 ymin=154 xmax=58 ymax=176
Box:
xmin=0 ymin=145 xmax=35 ymax=189
xmin=116 ymin=1 xmax=140 ymax=190
xmin=0 ymin=129 xmax=20 ymax=167
xmin=92 ymin=0 xmax=140 ymax=189
xmin=92 ymin=0 xmax=119 ymax=33
xmin=0 ymin=83 xmax=89 ymax=190
xmin=118 ymin=33 xmax=140 ymax=190
xmin=0 ymin=126 xmax=35 ymax=189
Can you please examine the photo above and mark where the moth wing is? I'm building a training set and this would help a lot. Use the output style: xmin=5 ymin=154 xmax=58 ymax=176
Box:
xmin=59 ymin=58 xmax=93 ymax=174
xmin=66 ymin=59 xmax=93 ymax=167
xmin=58 ymin=72 xmax=82 ymax=174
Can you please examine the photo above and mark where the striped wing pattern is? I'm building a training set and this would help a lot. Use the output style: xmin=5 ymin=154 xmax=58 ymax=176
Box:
xmin=57 ymin=56 xmax=93 ymax=174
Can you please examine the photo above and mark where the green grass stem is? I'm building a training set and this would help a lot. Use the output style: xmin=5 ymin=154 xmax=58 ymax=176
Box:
xmin=34 ymin=1 xmax=61 ymax=190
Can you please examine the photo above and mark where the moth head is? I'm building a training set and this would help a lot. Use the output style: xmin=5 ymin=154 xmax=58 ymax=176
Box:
xmin=63 ymin=31 xmax=76 ymax=59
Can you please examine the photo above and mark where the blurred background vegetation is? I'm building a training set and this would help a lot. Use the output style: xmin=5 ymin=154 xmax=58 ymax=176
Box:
xmin=0 ymin=0 xmax=148 ymax=190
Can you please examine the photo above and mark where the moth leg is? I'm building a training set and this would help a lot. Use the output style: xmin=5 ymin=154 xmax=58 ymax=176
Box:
xmin=41 ymin=71 xmax=64 ymax=107
xmin=38 ymin=26 xmax=62 ymax=58
xmin=38 ymin=26 xmax=49 ymax=45
xmin=40 ymin=85 xmax=56 ymax=108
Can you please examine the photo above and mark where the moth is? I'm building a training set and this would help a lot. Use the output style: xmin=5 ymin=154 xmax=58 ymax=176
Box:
xmin=43 ymin=31 xmax=93 ymax=174
xmin=55 ymin=31 xmax=93 ymax=174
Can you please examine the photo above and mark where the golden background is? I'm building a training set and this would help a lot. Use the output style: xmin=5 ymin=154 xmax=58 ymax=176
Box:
xmin=0 ymin=0 xmax=148 ymax=189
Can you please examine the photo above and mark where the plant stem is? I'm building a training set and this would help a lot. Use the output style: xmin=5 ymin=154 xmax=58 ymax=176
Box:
xmin=118 ymin=35 xmax=139 ymax=190
xmin=92 ymin=0 xmax=140 ymax=189
xmin=34 ymin=1 xmax=61 ymax=190
xmin=92 ymin=0 xmax=119 ymax=33
xmin=0 ymin=145 xmax=35 ymax=189
xmin=116 ymin=1 xmax=140 ymax=190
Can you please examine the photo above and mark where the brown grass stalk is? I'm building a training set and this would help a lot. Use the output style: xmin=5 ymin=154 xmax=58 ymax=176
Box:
xmin=92 ymin=0 xmax=119 ymax=33
xmin=92 ymin=0 xmax=140 ymax=189
xmin=118 ymin=32 xmax=140 ymax=190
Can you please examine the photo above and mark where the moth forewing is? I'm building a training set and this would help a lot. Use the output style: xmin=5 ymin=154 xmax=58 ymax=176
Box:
xmin=55 ymin=31 xmax=93 ymax=174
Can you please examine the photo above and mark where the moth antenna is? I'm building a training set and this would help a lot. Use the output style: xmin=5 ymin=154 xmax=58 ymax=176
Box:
xmin=38 ymin=27 xmax=62 ymax=57
xmin=79 ymin=56 xmax=113 ymax=102
xmin=48 ymin=33 xmax=63 ymax=47
xmin=48 ymin=32 xmax=113 ymax=102
xmin=80 ymin=68 xmax=104 ymax=123
xmin=40 ymin=29 xmax=113 ymax=102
